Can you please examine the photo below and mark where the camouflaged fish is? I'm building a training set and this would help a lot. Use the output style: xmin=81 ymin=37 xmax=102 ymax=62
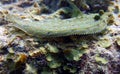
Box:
xmin=6 ymin=13 xmax=108 ymax=38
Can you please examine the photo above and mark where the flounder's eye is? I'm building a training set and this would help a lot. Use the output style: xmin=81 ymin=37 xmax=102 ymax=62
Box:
xmin=99 ymin=10 xmax=104 ymax=16
xmin=94 ymin=15 xmax=100 ymax=20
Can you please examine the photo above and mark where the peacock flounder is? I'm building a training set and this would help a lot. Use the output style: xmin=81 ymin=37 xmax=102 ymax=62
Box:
xmin=6 ymin=13 xmax=108 ymax=38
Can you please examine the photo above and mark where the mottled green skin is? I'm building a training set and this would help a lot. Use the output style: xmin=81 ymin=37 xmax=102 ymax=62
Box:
xmin=7 ymin=13 xmax=108 ymax=37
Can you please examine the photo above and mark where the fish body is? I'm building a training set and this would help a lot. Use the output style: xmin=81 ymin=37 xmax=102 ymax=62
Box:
xmin=6 ymin=13 xmax=108 ymax=37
